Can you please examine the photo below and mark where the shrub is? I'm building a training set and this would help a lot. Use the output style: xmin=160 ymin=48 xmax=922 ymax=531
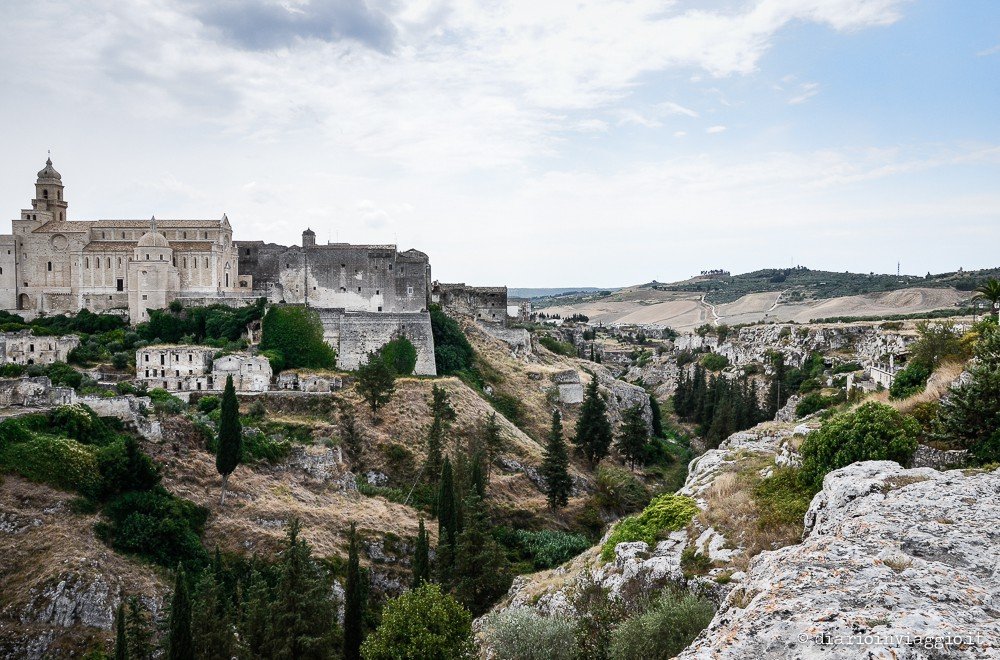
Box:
xmin=360 ymin=583 xmax=474 ymax=660
xmin=96 ymin=437 xmax=161 ymax=499
xmin=430 ymin=305 xmax=476 ymax=375
xmin=49 ymin=404 xmax=118 ymax=446
xmin=593 ymin=464 xmax=649 ymax=515
xmin=601 ymin=494 xmax=698 ymax=561
xmin=752 ymin=466 xmax=813 ymax=529
xmin=700 ymin=353 xmax=729 ymax=372
xmin=147 ymin=388 xmax=186 ymax=415
xmin=0 ymin=363 xmax=25 ymax=378
xmin=795 ymin=392 xmax=842 ymax=418
xmin=259 ymin=306 xmax=336 ymax=370
xmin=99 ymin=487 xmax=209 ymax=568
xmin=608 ymin=589 xmax=715 ymax=660
xmin=46 ymin=361 xmax=83 ymax=389
xmin=832 ymin=362 xmax=862 ymax=374
xmin=197 ymin=396 xmax=220 ymax=414
xmin=539 ymin=336 xmax=577 ymax=357
xmin=480 ymin=607 xmax=578 ymax=660
xmin=512 ymin=530 xmax=591 ymax=569
xmin=379 ymin=336 xmax=417 ymax=376
xmin=0 ymin=433 xmax=101 ymax=496
xmin=889 ymin=361 xmax=931 ymax=399
xmin=240 ymin=429 xmax=291 ymax=463
xmin=800 ymin=402 xmax=920 ymax=491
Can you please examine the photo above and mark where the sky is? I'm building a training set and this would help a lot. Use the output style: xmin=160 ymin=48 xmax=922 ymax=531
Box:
xmin=0 ymin=0 xmax=997 ymax=287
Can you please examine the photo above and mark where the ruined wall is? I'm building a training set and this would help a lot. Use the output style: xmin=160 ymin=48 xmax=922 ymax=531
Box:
xmin=317 ymin=309 xmax=436 ymax=376
xmin=431 ymin=282 xmax=508 ymax=324
xmin=235 ymin=241 xmax=430 ymax=313
xmin=0 ymin=331 xmax=80 ymax=365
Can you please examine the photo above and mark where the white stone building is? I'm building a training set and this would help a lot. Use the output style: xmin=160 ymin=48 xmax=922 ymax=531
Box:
xmin=275 ymin=370 xmax=342 ymax=392
xmin=0 ymin=330 xmax=79 ymax=365
xmin=136 ymin=345 xmax=272 ymax=393
xmin=211 ymin=354 xmax=272 ymax=392
xmin=2 ymin=158 xmax=247 ymax=322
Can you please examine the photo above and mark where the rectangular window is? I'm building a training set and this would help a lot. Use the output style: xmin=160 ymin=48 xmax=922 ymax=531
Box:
xmin=116 ymin=278 xmax=123 ymax=291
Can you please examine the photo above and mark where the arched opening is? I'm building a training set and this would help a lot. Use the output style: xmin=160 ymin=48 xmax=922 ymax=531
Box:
xmin=225 ymin=273 xmax=229 ymax=287
xmin=42 ymin=189 xmax=48 ymax=199
xmin=17 ymin=293 xmax=30 ymax=310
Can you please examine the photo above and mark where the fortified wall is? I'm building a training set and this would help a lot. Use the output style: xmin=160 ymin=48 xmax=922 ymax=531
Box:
xmin=317 ymin=309 xmax=436 ymax=375
xmin=431 ymin=281 xmax=508 ymax=324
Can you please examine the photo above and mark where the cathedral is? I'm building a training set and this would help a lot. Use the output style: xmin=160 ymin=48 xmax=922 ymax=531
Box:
xmin=2 ymin=158 xmax=245 ymax=322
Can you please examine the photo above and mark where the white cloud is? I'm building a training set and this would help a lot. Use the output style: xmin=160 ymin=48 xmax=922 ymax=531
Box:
xmin=789 ymin=81 xmax=821 ymax=104
xmin=707 ymin=125 xmax=728 ymax=133
xmin=977 ymin=44 xmax=1000 ymax=57
xmin=674 ymin=130 xmax=687 ymax=137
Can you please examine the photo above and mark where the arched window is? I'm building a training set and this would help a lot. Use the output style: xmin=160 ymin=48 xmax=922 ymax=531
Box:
xmin=107 ymin=258 xmax=111 ymax=268
xmin=47 ymin=262 xmax=52 ymax=272
xmin=146 ymin=253 xmax=150 ymax=260
xmin=85 ymin=257 xmax=89 ymax=268
xmin=96 ymin=258 xmax=100 ymax=269
xmin=204 ymin=257 xmax=209 ymax=268
xmin=42 ymin=189 xmax=48 ymax=199
xmin=57 ymin=190 xmax=62 ymax=200
xmin=183 ymin=231 xmax=187 ymax=239
xmin=183 ymin=257 xmax=187 ymax=268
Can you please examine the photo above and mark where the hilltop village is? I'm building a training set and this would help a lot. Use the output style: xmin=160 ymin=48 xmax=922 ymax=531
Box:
xmin=1 ymin=158 xmax=999 ymax=658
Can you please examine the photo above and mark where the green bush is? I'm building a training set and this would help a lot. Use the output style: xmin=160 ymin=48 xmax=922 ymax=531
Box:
xmin=379 ymin=336 xmax=418 ymax=376
xmin=430 ymin=305 xmax=476 ymax=375
xmin=480 ymin=607 xmax=578 ymax=660
xmin=601 ymin=494 xmax=698 ymax=561
xmin=137 ymin=299 xmax=265 ymax=345
xmin=99 ymin=487 xmax=209 ymax=568
xmin=800 ymin=402 xmax=920 ymax=491
xmin=46 ymin=361 xmax=83 ymax=389
xmin=752 ymin=466 xmax=813 ymax=529
xmin=49 ymin=404 xmax=118 ymax=446
xmin=147 ymin=388 xmax=186 ymax=415
xmin=96 ymin=436 xmax=161 ymax=499
xmin=197 ymin=396 xmax=220 ymax=414
xmin=360 ymin=583 xmax=474 ymax=660
xmin=241 ymin=429 xmax=292 ymax=463
xmin=832 ymin=362 xmax=862 ymax=374
xmin=889 ymin=361 xmax=931 ymax=399
xmin=700 ymin=353 xmax=729 ymax=371
xmin=511 ymin=530 xmax=591 ymax=569
xmin=593 ymin=464 xmax=649 ymax=515
xmin=608 ymin=589 xmax=715 ymax=660
xmin=539 ymin=336 xmax=577 ymax=357
xmin=0 ymin=433 xmax=101 ymax=496
xmin=259 ymin=305 xmax=336 ymax=370
xmin=795 ymin=392 xmax=843 ymax=418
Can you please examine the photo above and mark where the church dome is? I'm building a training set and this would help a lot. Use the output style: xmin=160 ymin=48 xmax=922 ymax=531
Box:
xmin=137 ymin=231 xmax=170 ymax=248
xmin=36 ymin=157 xmax=62 ymax=182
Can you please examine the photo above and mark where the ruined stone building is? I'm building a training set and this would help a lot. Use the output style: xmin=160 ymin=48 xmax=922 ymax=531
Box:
xmin=136 ymin=346 xmax=271 ymax=393
xmin=0 ymin=330 xmax=79 ymax=365
xmin=431 ymin=282 xmax=508 ymax=323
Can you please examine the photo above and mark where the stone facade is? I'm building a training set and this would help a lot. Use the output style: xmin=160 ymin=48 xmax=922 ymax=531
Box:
xmin=0 ymin=330 xmax=79 ymax=365
xmin=136 ymin=345 xmax=272 ymax=393
xmin=0 ymin=376 xmax=74 ymax=407
xmin=211 ymin=354 xmax=272 ymax=393
xmin=431 ymin=282 xmax=508 ymax=324
xmin=2 ymin=158 xmax=245 ymax=322
xmin=276 ymin=370 xmax=343 ymax=392
xmin=317 ymin=309 xmax=437 ymax=376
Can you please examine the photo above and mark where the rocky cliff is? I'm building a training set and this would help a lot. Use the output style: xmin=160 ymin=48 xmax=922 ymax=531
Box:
xmin=680 ymin=461 xmax=1000 ymax=658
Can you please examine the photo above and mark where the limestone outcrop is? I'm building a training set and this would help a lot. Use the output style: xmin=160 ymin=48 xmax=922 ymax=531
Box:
xmin=679 ymin=461 xmax=1000 ymax=658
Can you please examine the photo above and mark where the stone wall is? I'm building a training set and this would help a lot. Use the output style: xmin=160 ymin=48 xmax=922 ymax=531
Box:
xmin=77 ymin=394 xmax=161 ymax=440
xmin=431 ymin=282 xmax=508 ymax=324
xmin=317 ymin=309 xmax=436 ymax=375
xmin=477 ymin=323 xmax=531 ymax=356
xmin=0 ymin=331 xmax=80 ymax=365
xmin=0 ymin=376 xmax=73 ymax=407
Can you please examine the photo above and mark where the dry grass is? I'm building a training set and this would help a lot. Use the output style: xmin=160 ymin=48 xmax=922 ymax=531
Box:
xmin=0 ymin=476 xmax=168 ymax=653
xmin=885 ymin=360 xmax=966 ymax=414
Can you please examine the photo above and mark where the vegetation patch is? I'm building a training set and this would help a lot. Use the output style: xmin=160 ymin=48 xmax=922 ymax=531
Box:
xmin=538 ymin=335 xmax=577 ymax=357
xmin=601 ymin=494 xmax=698 ymax=561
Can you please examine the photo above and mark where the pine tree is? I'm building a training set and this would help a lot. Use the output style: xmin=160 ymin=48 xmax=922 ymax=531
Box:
xmin=540 ymin=410 xmax=572 ymax=509
xmin=425 ymin=385 xmax=454 ymax=486
xmin=436 ymin=457 xmax=458 ymax=585
xmin=241 ymin=568 xmax=272 ymax=656
xmin=573 ymin=376 xmax=613 ymax=466
xmin=271 ymin=519 xmax=337 ymax=659
xmin=616 ymin=404 xmax=649 ymax=469
xmin=339 ymin=402 xmax=364 ymax=470
xmin=453 ymin=495 xmax=512 ymax=617
xmin=216 ymin=375 xmax=242 ymax=506
xmin=344 ymin=522 xmax=364 ymax=660
xmin=356 ymin=351 xmax=396 ymax=423
xmin=114 ymin=602 xmax=128 ymax=660
xmin=412 ymin=518 xmax=430 ymax=588
xmin=125 ymin=596 xmax=153 ymax=660
xmin=934 ymin=324 xmax=1000 ymax=463
xmin=167 ymin=566 xmax=193 ymax=660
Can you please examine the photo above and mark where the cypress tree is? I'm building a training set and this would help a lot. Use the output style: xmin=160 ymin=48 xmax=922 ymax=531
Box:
xmin=616 ymin=404 xmax=649 ymax=469
xmin=114 ymin=602 xmax=128 ymax=660
xmin=125 ymin=596 xmax=153 ymax=660
xmin=272 ymin=519 xmax=337 ymax=659
xmin=412 ymin=518 xmax=430 ymax=588
xmin=454 ymin=495 xmax=513 ymax=617
xmin=241 ymin=568 xmax=272 ymax=656
xmin=425 ymin=385 xmax=454 ymax=486
xmin=216 ymin=375 xmax=242 ymax=505
xmin=573 ymin=376 xmax=613 ymax=466
xmin=648 ymin=394 xmax=664 ymax=438
xmin=469 ymin=451 xmax=486 ymax=500
xmin=191 ymin=571 xmax=234 ymax=660
xmin=436 ymin=457 xmax=458 ymax=584
xmin=344 ymin=522 xmax=365 ymax=660
xmin=480 ymin=412 xmax=503 ymax=479
xmin=167 ymin=566 xmax=193 ymax=660
xmin=540 ymin=410 xmax=572 ymax=509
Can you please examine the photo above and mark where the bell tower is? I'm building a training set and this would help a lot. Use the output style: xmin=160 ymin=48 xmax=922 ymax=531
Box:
xmin=33 ymin=155 xmax=68 ymax=222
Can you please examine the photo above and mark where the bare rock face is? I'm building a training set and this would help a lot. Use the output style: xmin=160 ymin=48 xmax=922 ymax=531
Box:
xmin=679 ymin=462 xmax=1000 ymax=659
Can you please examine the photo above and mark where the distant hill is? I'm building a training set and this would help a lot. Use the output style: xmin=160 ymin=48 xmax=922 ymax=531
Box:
xmin=652 ymin=266 xmax=999 ymax=304
xmin=508 ymin=287 xmax=612 ymax=299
